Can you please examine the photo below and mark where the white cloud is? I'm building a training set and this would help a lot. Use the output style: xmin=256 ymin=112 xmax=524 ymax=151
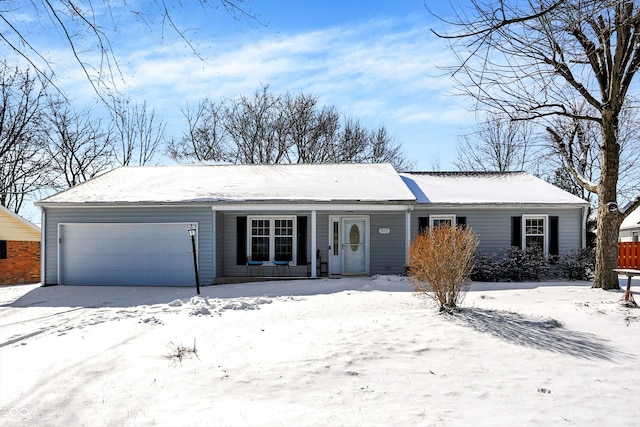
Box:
xmin=6 ymin=13 xmax=468 ymax=169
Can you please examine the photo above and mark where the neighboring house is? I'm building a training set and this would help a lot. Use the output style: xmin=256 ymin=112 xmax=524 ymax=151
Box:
xmin=620 ymin=205 xmax=640 ymax=242
xmin=35 ymin=164 xmax=589 ymax=287
xmin=0 ymin=205 xmax=41 ymax=285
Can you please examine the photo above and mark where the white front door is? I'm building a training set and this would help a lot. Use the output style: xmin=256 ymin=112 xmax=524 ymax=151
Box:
xmin=341 ymin=217 xmax=369 ymax=275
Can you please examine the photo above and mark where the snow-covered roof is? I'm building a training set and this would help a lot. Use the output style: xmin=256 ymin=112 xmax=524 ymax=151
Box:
xmin=400 ymin=171 xmax=589 ymax=205
xmin=621 ymin=205 xmax=640 ymax=231
xmin=37 ymin=163 xmax=416 ymax=205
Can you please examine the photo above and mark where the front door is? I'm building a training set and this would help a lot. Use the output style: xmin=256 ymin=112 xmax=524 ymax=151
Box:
xmin=341 ymin=217 xmax=368 ymax=275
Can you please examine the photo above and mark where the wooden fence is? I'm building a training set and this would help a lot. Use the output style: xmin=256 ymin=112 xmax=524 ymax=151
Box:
xmin=618 ymin=242 xmax=640 ymax=269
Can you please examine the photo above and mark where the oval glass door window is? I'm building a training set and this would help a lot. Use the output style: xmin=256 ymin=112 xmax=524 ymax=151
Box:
xmin=349 ymin=224 xmax=360 ymax=251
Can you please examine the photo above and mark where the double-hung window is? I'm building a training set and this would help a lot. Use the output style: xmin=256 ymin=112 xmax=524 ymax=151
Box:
xmin=522 ymin=215 xmax=548 ymax=254
xmin=248 ymin=216 xmax=296 ymax=264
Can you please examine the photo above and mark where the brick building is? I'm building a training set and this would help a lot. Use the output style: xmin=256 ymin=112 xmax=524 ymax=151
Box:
xmin=0 ymin=205 xmax=40 ymax=285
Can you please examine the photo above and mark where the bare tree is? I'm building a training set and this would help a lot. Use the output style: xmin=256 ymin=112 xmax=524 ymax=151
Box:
xmin=434 ymin=0 xmax=640 ymax=289
xmin=335 ymin=117 xmax=370 ymax=163
xmin=45 ymin=98 xmax=114 ymax=187
xmin=0 ymin=62 xmax=49 ymax=214
xmin=0 ymin=1 xmax=258 ymax=101
xmin=0 ymin=139 xmax=50 ymax=214
xmin=225 ymin=85 xmax=284 ymax=164
xmin=112 ymin=98 xmax=165 ymax=166
xmin=170 ymin=85 xmax=412 ymax=169
xmin=282 ymin=91 xmax=338 ymax=164
xmin=0 ymin=63 xmax=46 ymax=159
xmin=455 ymin=113 xmax=538 ymax=172
xmin=167 ymin=98 xmax=232 ymax=163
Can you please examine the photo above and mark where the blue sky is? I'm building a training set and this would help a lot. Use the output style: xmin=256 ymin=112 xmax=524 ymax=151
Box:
xmin=9 ymin=0 xmax=476 ymax=170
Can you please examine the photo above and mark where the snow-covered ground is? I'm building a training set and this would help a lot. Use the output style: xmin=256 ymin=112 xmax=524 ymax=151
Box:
xmin=0 ymin=276 xmax=638 ymax=427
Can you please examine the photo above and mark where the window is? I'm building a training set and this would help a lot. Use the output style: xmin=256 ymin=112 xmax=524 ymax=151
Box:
xmin=250 ymin=219 xmax=270 ymax=261
xmin=248 ymin=216 xmax=296 ymax=264
xmin=429 ymin=215 xmax=456 ymax=229
xmin=633 ymin=231 xmax=639 ymax=242
xmin=274 ymin=219 xmax=294 ymax=261
xmin=522 ymin=215 xmax=548 ymax=254
xmin=0 ymin=240 xmax=6 ymax=259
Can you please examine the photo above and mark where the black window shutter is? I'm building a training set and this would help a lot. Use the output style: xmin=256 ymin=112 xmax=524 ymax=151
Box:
xmin=297 ymin=216 xmax=307 ymax=265
xmin=511 ymin=216 xmax=522 ymax=248
xmin=549 ymin=216 xmax=559 ymax=256
xmin=237 ymin=216 xmax=247 ymax=265
xmin=418 ymin=217 xmax=429 ymax=234
xmin=0 ymin=240 xmax=6 ymax=259
xmin=456 ymin=216 xmax=467 ymax=229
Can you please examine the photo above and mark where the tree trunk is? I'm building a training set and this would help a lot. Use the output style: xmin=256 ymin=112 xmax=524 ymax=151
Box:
xmin=592 ymin=108 xmax=622 ymax=290
xmin=593 ymin=204 xmax=622 ymax=289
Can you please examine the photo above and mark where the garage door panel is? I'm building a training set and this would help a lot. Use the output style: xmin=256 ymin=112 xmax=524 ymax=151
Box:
xmin=60 ymin=223 xmax=195 ymax=286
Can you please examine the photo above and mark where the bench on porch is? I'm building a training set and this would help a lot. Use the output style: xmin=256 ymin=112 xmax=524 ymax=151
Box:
xmin=246 ymin=258 xmax=291 ymax=277
xmin=272 ymin=260 xmax=291 ymax=277
xmin=246 ymin=258 xmax=264 ymax=277
xmin=614 ymin=268 xmax=640 ymax=305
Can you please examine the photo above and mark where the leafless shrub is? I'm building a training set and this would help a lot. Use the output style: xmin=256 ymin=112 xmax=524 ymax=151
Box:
xmin=408 ymin=225 xmax=478 ymax=312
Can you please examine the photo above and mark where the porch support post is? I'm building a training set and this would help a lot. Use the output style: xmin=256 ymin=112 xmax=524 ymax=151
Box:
xmin=212 ymin=209 xmax=217 ymax=280
xmin=311 ymin=210 xmax=317 ymax=278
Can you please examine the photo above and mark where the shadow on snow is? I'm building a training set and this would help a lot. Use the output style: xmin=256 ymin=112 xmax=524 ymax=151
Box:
xmin=451 ymin=307 xmax=630 ymax=361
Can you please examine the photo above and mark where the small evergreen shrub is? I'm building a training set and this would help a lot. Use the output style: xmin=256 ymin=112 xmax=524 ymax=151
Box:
xmin=408 ymin=225 xmax=478 ymax=312
xmin=472 ymin=247 xmax=550 ymax=282
xmin=558 ymin=248 xmax=595 ymax=280
xmin=496 ymin=246 xmax=549 ymax=281
xmin=471 ymin=252 xmax=500 ymax=282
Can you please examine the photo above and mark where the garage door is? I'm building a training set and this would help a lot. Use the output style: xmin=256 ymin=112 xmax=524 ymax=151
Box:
xmin=59 ymin=223 xmax=196 ymax=286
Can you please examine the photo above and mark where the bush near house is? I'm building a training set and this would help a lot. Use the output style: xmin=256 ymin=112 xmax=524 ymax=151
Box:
xmin=472 ymin=247 xmax=595 ymax=282
xmin=558 ymin=248 xmax=595 ymax=280
xmin=407 ymin=225 xmax=478 ymax=312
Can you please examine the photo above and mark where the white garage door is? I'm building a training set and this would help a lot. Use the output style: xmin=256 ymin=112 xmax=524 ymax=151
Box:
xmin=59 ymin=223 xmax=196 ymax=286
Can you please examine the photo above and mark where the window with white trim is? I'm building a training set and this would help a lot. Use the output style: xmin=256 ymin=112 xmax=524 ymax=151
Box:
xmin=248 ymin=216 xmax=296 ymax=264
xmin=632 ymin=231 xmax=639 ymax=242
xmin=430 ymin=215 xmax=456 ymax=229
xmin=522 ymin=215 xmax=548 ymax=254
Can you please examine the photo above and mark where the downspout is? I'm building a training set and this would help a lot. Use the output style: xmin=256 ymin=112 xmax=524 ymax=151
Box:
xmin=582 ymin=206 xmax=588 ymax=249
xmin=405 ymin=206 xmax=412 ymax=267
xmin=40 ymin=207 xmax=46 ymax=286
